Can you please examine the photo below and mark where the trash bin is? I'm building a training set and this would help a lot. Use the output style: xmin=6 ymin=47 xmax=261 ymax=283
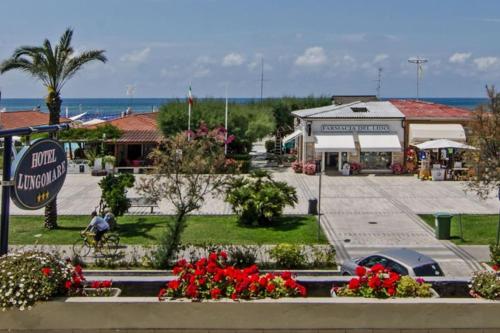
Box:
xmin=308 ymin=198 xmax=318 ymax=215
xmin=434 ymin=212 xmax=453 ymax=239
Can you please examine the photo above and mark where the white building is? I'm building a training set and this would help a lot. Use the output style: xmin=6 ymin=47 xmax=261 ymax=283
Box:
xmin=285 ymin=101 xmax=405 ymax=172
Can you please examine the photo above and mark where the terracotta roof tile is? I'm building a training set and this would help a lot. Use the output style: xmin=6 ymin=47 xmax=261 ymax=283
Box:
xmin=0 ymin=110 xmax=71 ymax=130
xmin=390 ymin=100 xmax=472 ymax=120
xmin=88 ymin=112 xmax=164 ymax=143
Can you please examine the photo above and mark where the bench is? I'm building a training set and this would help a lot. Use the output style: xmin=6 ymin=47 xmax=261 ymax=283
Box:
xmin=128 ymin=197 xmax=159 ymax=214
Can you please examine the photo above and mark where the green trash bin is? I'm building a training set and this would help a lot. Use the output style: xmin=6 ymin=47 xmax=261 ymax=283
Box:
xmin=434 ymin=212 xmax=453 ymax=240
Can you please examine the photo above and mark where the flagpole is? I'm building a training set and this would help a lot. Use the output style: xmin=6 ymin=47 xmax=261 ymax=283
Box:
xmin=188 ymin=84 xmax=192 ymax=141
xmin=224 ymin=84 xmax=228 ymax=155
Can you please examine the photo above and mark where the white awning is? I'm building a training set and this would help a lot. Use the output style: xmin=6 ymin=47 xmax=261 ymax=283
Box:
xmin=282 ymin=129 xmax=302 ymax=145
xmin=409 ymin=124 xmax=466 ymax=145
xmin=315 ymin=135 xmax=356 ymax=152
xmin=358 ymin=134 xmax=402 ymax=152
xmin=415 ymin=139 xmax=476 ymax=150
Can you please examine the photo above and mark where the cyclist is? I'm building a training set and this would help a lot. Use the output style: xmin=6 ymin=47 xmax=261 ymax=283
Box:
xmin=82 ymin=211 xmax=110 ymax=246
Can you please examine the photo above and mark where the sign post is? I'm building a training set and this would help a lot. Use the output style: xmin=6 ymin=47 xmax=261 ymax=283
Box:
xmin=0 ymin=124 xmax=69 ymax=256
xmin=0 ymin=137 xmax=12 ymax=255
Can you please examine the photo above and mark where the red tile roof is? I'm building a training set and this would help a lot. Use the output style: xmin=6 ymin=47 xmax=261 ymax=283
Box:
xmin=0 ymin=110 xmax=71 ymax=130
xmin=390 ymin=100 xmax=472 ymax=120
xmin=88 ymin=112 xmax=164 ymax=143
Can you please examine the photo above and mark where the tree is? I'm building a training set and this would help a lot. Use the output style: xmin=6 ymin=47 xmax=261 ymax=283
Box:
xmin=465 ymin=86 xmax=500 ymax=199
xmin=225 ymin=169 xmax=298 ymax=226
xmin=98 ymin=173 xmax=135 ymax=226
xmin=136 ymin=125 xmax=232 ymax=267
xmin=0 ymin=28 xmax=107 ymax=229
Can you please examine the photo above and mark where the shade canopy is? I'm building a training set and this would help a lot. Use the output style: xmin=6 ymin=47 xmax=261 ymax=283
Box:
xmin=358 ymin=134 xmax=402 ymax=152
xmin=315 ymin=135 xmax=356 ymax=152
xmin=415 ymin=139 xmax=477 ymax=150
xmin=409 ymin=123 xmax=466 ymax=145
xmin=282 ymin=129 xmax=302 ymax=146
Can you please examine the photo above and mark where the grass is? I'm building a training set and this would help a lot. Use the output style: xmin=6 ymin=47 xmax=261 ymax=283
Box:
xmin=9 ymin=215 xmax=328 ymax=245
xmin=419 ymin=214 xmax=499 ymax=245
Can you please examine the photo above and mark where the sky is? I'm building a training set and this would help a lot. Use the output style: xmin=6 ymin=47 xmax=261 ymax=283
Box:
xmin=0 ymin=0 xmax=499 ymax=98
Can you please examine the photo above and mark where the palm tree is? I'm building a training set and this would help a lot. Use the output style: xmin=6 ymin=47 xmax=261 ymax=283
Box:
xmin=0 ymin=28 xmax=107 ymax=229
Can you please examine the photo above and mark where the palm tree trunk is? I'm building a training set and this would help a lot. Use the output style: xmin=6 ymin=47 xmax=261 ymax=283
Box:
xmin=44 ymin=90 xmax=62 ymax=229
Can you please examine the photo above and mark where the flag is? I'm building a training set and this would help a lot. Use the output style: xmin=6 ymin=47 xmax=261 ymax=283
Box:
xmin=188 ymin=85 xmax=193 ymax=106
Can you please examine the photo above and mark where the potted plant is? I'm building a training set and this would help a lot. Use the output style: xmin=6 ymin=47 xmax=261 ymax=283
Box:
xmin=303 ymin=162 xmax=316 ymax=175
xmin=331 ymin=264 xmax=438 ymax=298
xmin=469 ymin=271 xmax=500 ymax=300
xmin=291 ymin=160 xmax=303 ymax=173
xmin=102 ymin=155 xmax=116 ymax=172
xmin=349 ymin=162 xmax=362 ymax=175
xmin=158 ymin=251 xmax=306 ymax=301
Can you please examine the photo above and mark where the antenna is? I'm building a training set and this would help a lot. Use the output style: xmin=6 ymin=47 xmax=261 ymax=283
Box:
xmin=408 ymin=57 xmax=428 ymax=100
xmin=376 ymin=67 xmax=383 ymax=99
xmin=258 ymin=56 xmax=270 ymax=102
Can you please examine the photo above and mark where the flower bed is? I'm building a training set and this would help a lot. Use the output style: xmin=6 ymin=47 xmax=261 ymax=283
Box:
xmin=469 ymin=271 xmax=500 ymax=300
xmin=331 ymin=264 xmax=435 ymax=298
xmin=158 ymin=252 xmax=306 ymax=301
xmin=0 ymin=251 xmax=115 ymax=310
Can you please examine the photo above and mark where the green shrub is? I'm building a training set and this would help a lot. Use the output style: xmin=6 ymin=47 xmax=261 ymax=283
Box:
xmin=311 ymin=245 xmax=337 ymax=269
xmin=0 ymin=252 xmax=74 ymax=310
xmin=396 ymin=276 xmax=433 ymax=298
xmin=269 ymin=244 xmax=306 ymax=269
xmin=265 ymin=140 xmax=276 ymax=153
xmin=470 ymin=271 xmax=500 ymax=300
xmin=228 ymin=246 xmax=257 ymax=268
xmin=98 ymin=173 xmax=135 ymax=217
xmin=225 ymin=170 xmax=298 ymax=225
xmin=490 ymin=244 xmax=500 ymax=266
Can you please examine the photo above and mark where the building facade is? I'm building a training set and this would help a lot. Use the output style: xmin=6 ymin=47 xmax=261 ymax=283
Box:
xmin=287 ymin=101 xmax=405 ymax=172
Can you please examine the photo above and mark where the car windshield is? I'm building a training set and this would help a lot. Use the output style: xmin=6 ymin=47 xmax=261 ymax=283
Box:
xmin=413 ymin=264 xmax=444 ymax=276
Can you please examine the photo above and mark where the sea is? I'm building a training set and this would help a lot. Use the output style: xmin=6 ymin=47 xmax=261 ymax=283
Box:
xmin=0 ymin=97 xmax=487 ymax=121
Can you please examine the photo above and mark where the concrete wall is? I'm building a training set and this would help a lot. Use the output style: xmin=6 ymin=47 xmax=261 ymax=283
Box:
xmin=1 ymin=297 xmax=499 ymax=332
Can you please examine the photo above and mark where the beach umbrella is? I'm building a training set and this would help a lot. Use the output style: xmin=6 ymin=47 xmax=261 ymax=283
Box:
xmin=415 ymin=139 xmax=477 ymax=150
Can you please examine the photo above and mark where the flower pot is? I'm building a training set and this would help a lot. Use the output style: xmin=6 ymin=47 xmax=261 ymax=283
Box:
xmin=330 ymin=288 xmax=440 ymax=298
xmin=82 ymin=287 xmax=121 ymax=297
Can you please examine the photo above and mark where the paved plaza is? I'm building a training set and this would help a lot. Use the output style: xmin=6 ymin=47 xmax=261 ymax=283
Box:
xmin=3 ymin=172 xmax=498 ymax=276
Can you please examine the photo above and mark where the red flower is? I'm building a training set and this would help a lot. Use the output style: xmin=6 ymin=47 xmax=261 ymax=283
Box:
xmin=281 ymin=271 xmax=292 ymax=280
xmin=220 ymin=251 xmax=228 ymax=260
xmin=41 ymin=267 xmax=52 ymax=277
xmin=91 ymin=281 xmax=100 ymax=289
xmin=368 ymin=276 xmax=382 ymax=289
xmin=168 ymin=280 xmax=180 ymax=290
xmin=348 ymin=278 xmax=360 ymax=290
xmin=172 ymin=266 xmax=184 ymax=275
xmin=231 ymin=292 xmax=238 ymax=300
xmin=387 ymin=287 xmax=396 ymax=296
xmin=370 ymin=264 xmax=385 ymax=273
xmin=74 ymin=265 xmax=83 ymax=275
xmin=210 ymin=288 xmax=221 ymax=299
xmin=65 ymin=280 xmax=72 ymax=289
xmin=101 ymin=280 xmax=112 ymax=288
xmin=355 ymin=266 xmax=367 ymax=277
xmin=297 ymin=285 xmax=307 ymax=297
xmin=266 ymin=284 xmax=276 ymax=293
xmin=209 ymin=253 xmax=218 ymax=262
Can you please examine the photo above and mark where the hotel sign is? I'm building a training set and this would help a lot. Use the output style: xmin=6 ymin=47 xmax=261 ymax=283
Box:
xmin=321 ymin=124 xmax=390 ymax=133
xmin=11 ymin=139 xmax=67 ymax=210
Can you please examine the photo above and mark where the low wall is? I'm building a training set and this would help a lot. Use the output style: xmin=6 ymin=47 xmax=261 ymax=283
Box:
xmin=1 ymin=297 xmax=499 ymax=332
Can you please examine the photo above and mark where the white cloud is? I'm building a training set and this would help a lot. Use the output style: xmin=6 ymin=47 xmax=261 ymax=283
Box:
xmin=222 ymin=53 xmax=245 ymax=66
xmin=373 ymin=54 xmax=389 ymax=63
xmin=473 ymin=56 xmax=499 ymax=71
xmin=120 ymin=47 xmax=151 ymax=64
xmin=449 ymin=52 xmax=472 ymax=64
xmin=295 ymin=47 xmax=327 ymax=66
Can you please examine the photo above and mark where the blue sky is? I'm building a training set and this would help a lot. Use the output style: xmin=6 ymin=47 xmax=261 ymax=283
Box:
xmin=0 ymin=0 xmax=499 ymax=98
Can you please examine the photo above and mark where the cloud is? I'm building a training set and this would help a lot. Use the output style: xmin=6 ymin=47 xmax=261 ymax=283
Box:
xmin=222 ymin=53 xmax=245 ymax=66
xmin=295 ymin=47 xmax=327 ymax=66
xmin=373 ymin=54 xmax=389 ymax=63
xmin=449 ymin=52 xmax=472 ymax=64
xmin=473 ymin=56 xmax=499 ymax=71
xmin=120 ymin=47 xmax=151 ymax=64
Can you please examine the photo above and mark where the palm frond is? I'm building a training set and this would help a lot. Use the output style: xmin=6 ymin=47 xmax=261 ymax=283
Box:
xmin=60 ymin=49 xmax=107 ymax=88
xmin=12 ymin=46 xmax=45 ymax=59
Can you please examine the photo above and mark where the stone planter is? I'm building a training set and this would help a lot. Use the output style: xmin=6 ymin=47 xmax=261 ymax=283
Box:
xmin=82 ymin=287 xmax=122 ymax=297
xmin=331 ymin=288 xmax=440 ymax=298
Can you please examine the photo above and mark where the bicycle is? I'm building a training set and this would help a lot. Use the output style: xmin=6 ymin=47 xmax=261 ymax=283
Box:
xmin=72 ymin=231 xmax=120 ymax=258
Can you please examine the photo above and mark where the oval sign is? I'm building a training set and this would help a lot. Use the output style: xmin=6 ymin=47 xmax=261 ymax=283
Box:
xmin=10 ymin=138 xmax=67 ymax=210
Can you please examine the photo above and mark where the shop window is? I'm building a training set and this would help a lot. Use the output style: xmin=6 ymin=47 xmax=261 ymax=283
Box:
xmin=360 ymin=152 xmax=392 ymax=169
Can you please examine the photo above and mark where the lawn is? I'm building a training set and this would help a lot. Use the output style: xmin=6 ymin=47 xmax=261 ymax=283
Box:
xmin=419 ymin=214 xmax=499 ymax=245
xmin=9 ymin=215 xmax=328 ymax=245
